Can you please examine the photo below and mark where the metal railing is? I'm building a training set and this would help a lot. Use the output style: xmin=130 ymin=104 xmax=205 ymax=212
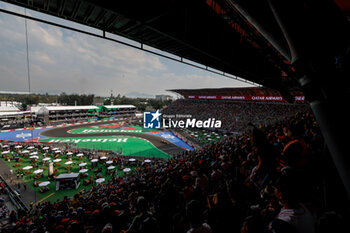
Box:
xmin=0 ymin=175 xmax=29 ymax=212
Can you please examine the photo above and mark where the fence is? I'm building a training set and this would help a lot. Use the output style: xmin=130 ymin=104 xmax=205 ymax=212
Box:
xmin=0 ymin=175 xmax=28 ymax=212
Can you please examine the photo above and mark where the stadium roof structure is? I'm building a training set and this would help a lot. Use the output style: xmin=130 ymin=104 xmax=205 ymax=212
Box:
xmin=39 ymin=106 xmax=98 ymax=111
xmin=1 ymin=0 xmax=348 ymax=98
xmin=103 ymin=105 xmax=136 ymax=109
xmin=0 ymin=101 xmax=21 ymax=106
xmin=56 ymin=173 xmax=79 ymax=179
xmin=0 ymin=111 xmax=29 ymax=117
xmin=0 ymin=91 xmax=31 ymax=95
xmin=0 ymin=106 xmax=20 ymax=112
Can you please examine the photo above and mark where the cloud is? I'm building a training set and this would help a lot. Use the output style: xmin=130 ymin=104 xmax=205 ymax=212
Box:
xmin=0 ymin=2 xmax=251 ymax=97
xmin=63 ymin=34 xmax=166 ymax=74
xmin=32 ymin=52 xmax=55 ymax=64
xmin=29 ymin=22 xmax=63 ymax=47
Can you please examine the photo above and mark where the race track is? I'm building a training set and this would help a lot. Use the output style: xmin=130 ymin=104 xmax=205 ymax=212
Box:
xmin=40 ymin=121 xmax=186 ymax=156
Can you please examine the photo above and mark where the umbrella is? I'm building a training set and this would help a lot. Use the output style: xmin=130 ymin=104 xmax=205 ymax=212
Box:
xmin=29 ymin=155 xmax=39 ymax=159
xmin=91 ymin=159 xmax=98 ymax=162
xmin=27 ymin=146 xmax=34 ymax=149
xmin=55 ymin=150 xmax=62 ymax=153
xmin=79 ymin=163 xmax=87 ymax=167
xmin=107 ymin=166 xmax=115 ymax=170
xmin=144 ymin=159 xmax=151 ymax=163
xmin=53 ymin=159 xmax=61 ymax=163
xmin=42 ymin=147 xmax=49 ymax=150
xmin=15 ymin=145 xmax=22 ymax=149
xmin=76 ymin=153 xmax=84 ymax=156
xmin=129 ymin=158 xmax=136 ymax=162
xmin=1 ymin=145 xmax=9 ymax=148
xmin=34 ymin=169 xmax=44 ymax=174
xmin=39 ymin=181 xmax=50 ymax=187
xmin=42 ymin=157 xmax=51 ymax=161
xmin=1 ymin=151 xmax=10 ymax=154
xmin=21 ymin=150 xmax=30 ymax=154
xmin=52 ymin=148 xmax=59 ymax=151
xmin=23 ymin=166 xmax=33 ymax=170
xmin=67 ymin=152 xmax=73 ymax=155
xmin=65 ymin=161 xmax=73 ymax=165
xmin=106 ymin=161 xmax=113 ymax=164
xmin=96 ymin=178 xmax=105 ymax=183
xmin=30 ymin=152 xmax=38 ymax=155
xmin=100 ymin=156 xmax=107 ymax=160
xmin=123 ymin=168 xmax=131 ymax=173
xmin=79 ymin=169 xmax=88 ymax=173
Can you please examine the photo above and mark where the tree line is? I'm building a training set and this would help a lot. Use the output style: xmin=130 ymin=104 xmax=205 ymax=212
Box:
xmin=0 ymin=93 xmax=94 ymax=109
xmin=0 ymin=93 xmax=173 ymax=111
xmin=104 ymin=94 xmax=173 ymax=111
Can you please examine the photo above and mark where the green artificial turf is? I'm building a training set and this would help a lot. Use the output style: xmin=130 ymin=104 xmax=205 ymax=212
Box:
xmin=38 ymin=136 xmax=171 ymax=159
xmin=0 ymin=126 xmax=171 ymax=203
xmin=1 ymin=148 xmax=137 ymax=203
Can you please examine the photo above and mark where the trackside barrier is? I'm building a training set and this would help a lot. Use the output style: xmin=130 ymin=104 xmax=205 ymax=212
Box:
xmin=170 ymin=129 xmax=202 ymax=149
xmin=0 ymin=118 xmax=131 ymax=133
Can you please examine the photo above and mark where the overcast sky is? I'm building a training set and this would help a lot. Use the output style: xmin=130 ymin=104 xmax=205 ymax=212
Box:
xmin=0 ymin=2 xmax=255 ymax=98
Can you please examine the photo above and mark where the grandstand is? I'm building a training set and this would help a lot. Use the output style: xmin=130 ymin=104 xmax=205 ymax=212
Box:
xmin=0 ymin=105 xmax=137 ymax=129
xmin=98 ymin=105 xmax=136 ymax=118
xmin=0 ymin=112 xmax=31 ymax=128
xmin=164 ymin=87 xmax=309 ymax=133
xmin=0 ymin=104 xmax=32 ymax=130
xmin=36 ymin=105 xmax=99 ymax=125
xmin=170 ymin=87 xmax=305 ymax=103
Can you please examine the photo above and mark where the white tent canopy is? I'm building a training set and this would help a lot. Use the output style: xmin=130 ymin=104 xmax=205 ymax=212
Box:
xmin=96 ymin=178 xmax=105 ymax=183
xmin=39 ymin=181 xmax=50 ymax=187
xmin=34 ymin=169 xmax=44 ymax=174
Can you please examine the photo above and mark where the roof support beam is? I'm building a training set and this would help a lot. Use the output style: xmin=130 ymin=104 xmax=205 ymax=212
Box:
xmin=269 ymin=0 xmax=350 ymax=198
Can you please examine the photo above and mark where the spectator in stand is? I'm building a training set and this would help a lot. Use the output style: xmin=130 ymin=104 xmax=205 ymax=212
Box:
xmin=70 ymin=194 xmax=81 ymax=209
xmin=186 ymin=200 xmax=212 ymax=233
xmin=280 ymin=120 xmax=309 ymax=170
xmin=195 ymin=169 xmax=209 ymax=200
xmin=241 ymin=215 xmax=264 ymax=233
xmin=268 ymin=173 xmax=315 ymax=233
xmin=1 ymin=110 xmax=345 ymax=233
xmin=163 ymin=99 xmax=309 ymax=132
xmin=247 ymin=126 xmax=278 ymax=191
xmin=121 ymin=196 xmax=155 ymax=233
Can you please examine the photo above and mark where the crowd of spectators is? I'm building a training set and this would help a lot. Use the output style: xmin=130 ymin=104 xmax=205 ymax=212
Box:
xmin=0 ymin=108 xmax=349 ymax=232
xmin=48 ymin=118 xmax=94 ymax=126
xmin=0 ymin=181 xmax=12 ymax=227
xmin=163 ymin=99 xmax=309 ymax=132
xmin=0 ymin=197 xmax=9 ymax=220
xmin=0 ymin=119 xmax=38 ymax=131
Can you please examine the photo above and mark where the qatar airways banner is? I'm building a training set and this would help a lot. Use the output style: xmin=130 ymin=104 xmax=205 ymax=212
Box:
xmin=187 ymin=95 xmax=305 ymax=102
